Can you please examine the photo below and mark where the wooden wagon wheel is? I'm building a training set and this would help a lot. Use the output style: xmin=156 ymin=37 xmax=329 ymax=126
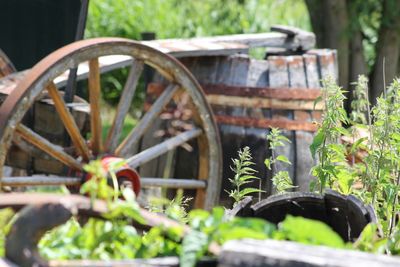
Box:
xmin=0 ymin=38 xmax=222 ymax=209
xmin=0 ymin=48 xmax=16 ymax=78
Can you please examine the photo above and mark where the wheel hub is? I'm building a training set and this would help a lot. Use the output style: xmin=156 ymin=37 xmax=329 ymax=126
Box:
xmin=85 ymin=156 xmax=141 ymax=196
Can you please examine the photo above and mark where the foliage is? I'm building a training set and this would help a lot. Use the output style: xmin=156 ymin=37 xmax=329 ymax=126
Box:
xmin=226 ymin=146 xmax=262 ymax=206
xmin=86 ymin=0 xmax=310 ymax=40
xmin=307 ymin=74 xmax=400 ymax=252
xmin=264 ymin=128 xmax=295 ymax=194
xmin=275 ymin=215 xmax=345 ymax=248
xmin=148 ymin=189 xmax=192 ymax=223
xmin=350 ymin=75 xmax=370 ymax=125
xmin=0 ymin=208 xmax=14 ymax=257
xmin=310 ymin=76 xmax=351 ymax=193
xmin=363 ymin=79 xmax=400 ymax=236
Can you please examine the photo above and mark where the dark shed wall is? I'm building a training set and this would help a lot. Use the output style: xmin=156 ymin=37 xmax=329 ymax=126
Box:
xmin=0 ymin=0 xmax=81 ymax=70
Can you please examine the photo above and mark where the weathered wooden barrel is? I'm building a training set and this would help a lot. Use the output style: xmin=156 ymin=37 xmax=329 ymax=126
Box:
xmin=230 ymin=190 xmax=376 ymax=242
xmin=142 ymin=27 xmax=337 ymax=206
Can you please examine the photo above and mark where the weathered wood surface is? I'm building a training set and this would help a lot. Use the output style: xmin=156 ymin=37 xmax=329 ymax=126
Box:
xmin=262 ymin=55 xmax=293 ymax=192
xmin=143 ymin=47 xmax=336 ymax=204
xmin=88 ymin=58 xmax=103 ymax=155
xmin=127 ymin=128 xmax=202 ymax=168
xmin=48 ymin=257 xmax=180 ymax=267
xmin=179 ymin=55 xmax=272 ymax=204
xmin=218 ymin=239 xmax=400 ymax=267
xmin=0 ymin=49 xmax=16 ymax=78
xmin=142 ymin=24 xmax=315 ymax=57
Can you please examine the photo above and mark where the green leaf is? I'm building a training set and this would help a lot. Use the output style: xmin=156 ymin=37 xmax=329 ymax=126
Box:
xmin=264 ymin=158 xmax=271 ymax=170
xmin=350 ymin=137 xmax=368 ymax=154
xmin=276 ymin=155 xmax=291 ymax=165
xmin=310 ymin=130 xmax=325 ymax=159
xmin=180 ymin=231 xmax=209 ymax=267
xmin=238 ymin=187 xmax=263 ymax=198
xmin=278 ymin=215 xmax=345 ymax=248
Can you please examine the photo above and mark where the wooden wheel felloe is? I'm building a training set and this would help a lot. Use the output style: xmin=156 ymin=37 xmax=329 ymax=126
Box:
xmin=0 ymin=38 xmax=222 ymax=209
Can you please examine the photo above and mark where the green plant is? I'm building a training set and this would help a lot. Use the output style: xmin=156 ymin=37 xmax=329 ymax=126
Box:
xmin=148 ymin=189 xmax=192 ymax=223
xmin=309 ymin=75 xmax=400 ymax=243
xmin=0 ymin=208 xmax=14 ymax=257
xmin=226 ymin=146 xmax=262 ymax=206
xmin=264 ymin=128 xmax=295 ymax=194
xmin=310 ymin=76 xmax=351 ymax=193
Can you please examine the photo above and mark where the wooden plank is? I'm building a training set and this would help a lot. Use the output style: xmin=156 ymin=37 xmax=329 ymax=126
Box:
xmin=15 ymin=125 xmax=83 ymax=171
xmin=215 ymin=115 xmax=318 ymax=132
xmin=149 ymin=82 xmax=322 ymax=100
xmin=287 ymin=56 xmax=313 ymax=192
xmin=219 ymin=239 xmax=400 ymax=267
xmin=307 ymin=49 xmax=337 ymax=80
xmin=242 ymin=58 xmax=272 ymax=198
xmin=127 ymin=128 xmax=202 ymax=169
xmin=142 ymin=40 xmax=248 ymax=57
xmin=141 ymin=177 xmax=206 ymax=189
xmin=142 ymin=27 xmax=315 ymax=58
xmin=116 ymin=84 xmax=179 ymax=157
xmin=48 ymin=257 xmax=180 ymax=267
xmin=268 ymin=56 xmax=296 ymax=187
xmin=106 ymin=60 xmax=144 ymax=152
xmin=1 ymin=176 xmax=81 ymax=186
xmin=206 ymin=94 xmax=324 ymax=110
xmin=88 ymin=58 xmax=103 ymax=155
xmin=46 ymin=83 xmax=91 ymax=162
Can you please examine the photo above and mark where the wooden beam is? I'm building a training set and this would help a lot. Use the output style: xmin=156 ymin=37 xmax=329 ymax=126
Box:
xmin=15 ymin=125 xmax=83 ymax=171
xmin=116 ymin=84 xmax=179 ymax=157
xmin=46 ymin=83 xmax=91 ymax=161
xmin=127 ymin=128 xmax=202 ymax=169
xmin=88 ymin=58 xmax=103 ymax=155
xmin=148 ymin=82 xmax=322 ymax=100
xmin=106 ymin=60 xmax=144 ymax=152
xmin=206 ymin=94 xmax=324 ymax=111
xmin=219 ymin=239 xmax=400 ymax=267
xmin=1 ymin=176 xmax=81 ymax=186
xmin=141 ymin=177 xmax=206 ymax=189
xmin=215 ymin=115 xmax=318 ymax=132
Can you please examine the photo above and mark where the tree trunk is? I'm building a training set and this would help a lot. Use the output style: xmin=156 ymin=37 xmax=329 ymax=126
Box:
xmin=304 ymin=0 xmax=326 ymax=47
xmin=305 ymin=0 xmax=349 ymax=86
xmin=347 ymin=1 xmax=367 ymax=110
xmin=370 ymin=0 xmax=400 ymax=103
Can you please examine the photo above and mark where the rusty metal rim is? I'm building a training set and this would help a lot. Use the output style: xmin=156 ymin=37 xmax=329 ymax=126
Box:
xmin=0 ymin=37 xmax=222 ymax=209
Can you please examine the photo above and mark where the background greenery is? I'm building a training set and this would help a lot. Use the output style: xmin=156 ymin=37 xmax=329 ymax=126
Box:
xmin=85 ymin=0 xmax=311 ymax=109
xmin=85 ymin=0 xmax=310 ymax=40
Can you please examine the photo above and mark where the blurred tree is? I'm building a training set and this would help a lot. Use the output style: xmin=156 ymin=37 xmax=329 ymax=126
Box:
xmin=305 ymin=0 xmax=400 ymax=106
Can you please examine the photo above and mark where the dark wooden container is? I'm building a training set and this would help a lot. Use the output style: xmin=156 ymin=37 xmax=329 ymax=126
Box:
xmin=230 ymin=190 xmax=376 ymax=242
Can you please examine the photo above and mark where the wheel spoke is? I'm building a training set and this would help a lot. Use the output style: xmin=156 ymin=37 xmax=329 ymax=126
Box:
xmin=46 ymin=82 xmax=91 ymax=161
xmin=106 ymin=60 xmax=144 ymax=152
xmin=1 ymin=175 xmax=81 ymax=186
xmin=116 ymin=84 xmax=179 ymax=156
xmin=141 ymin=177 xmax=206 ymax=189
xmin=88 ymin=58 xmax=103 ymax=155
xmin=126 ymin=128 xmax=202 ymax=169
xmin=15 ymin=124 xmax=83 ymax=171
